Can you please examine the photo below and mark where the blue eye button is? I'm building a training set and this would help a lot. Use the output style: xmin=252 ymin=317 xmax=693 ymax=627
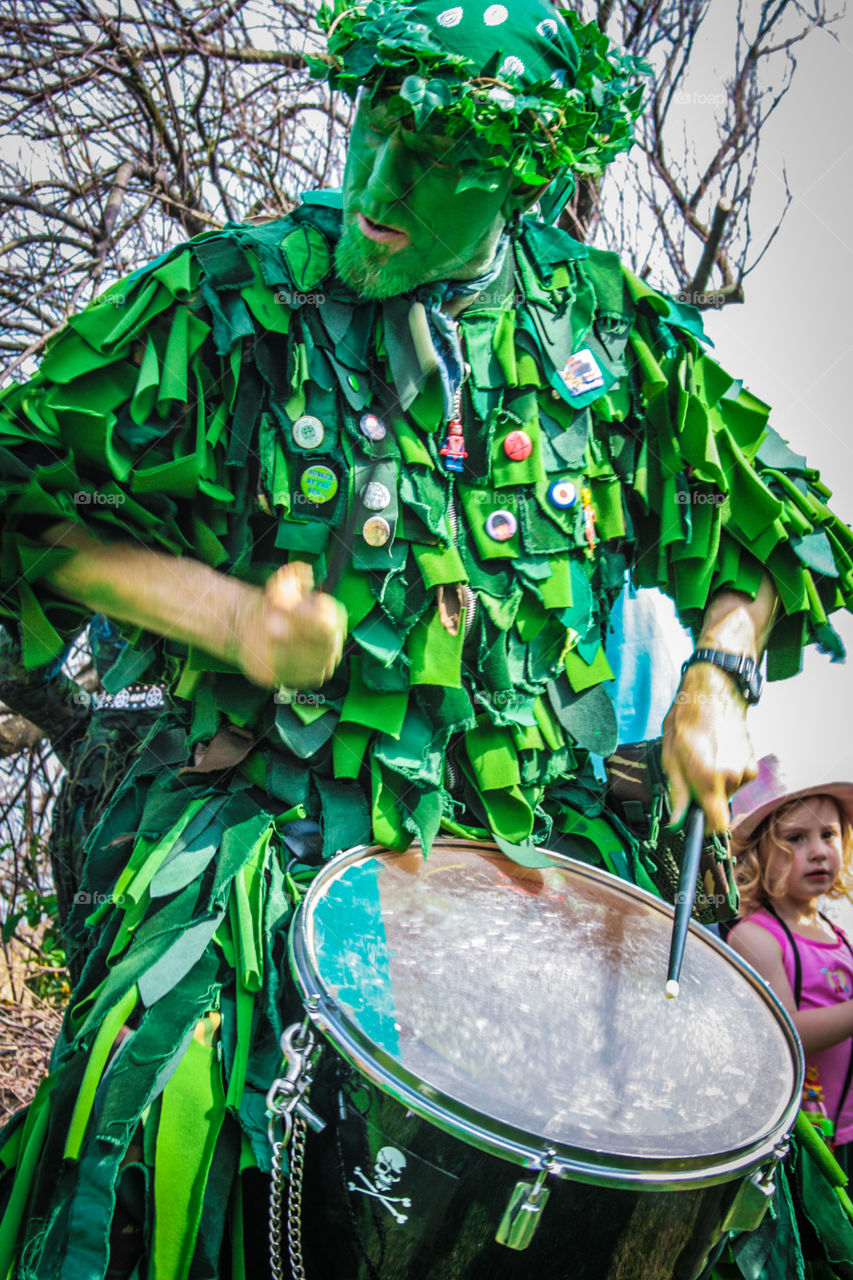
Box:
xmin=548 ymin=480 xmax=577 ymax=509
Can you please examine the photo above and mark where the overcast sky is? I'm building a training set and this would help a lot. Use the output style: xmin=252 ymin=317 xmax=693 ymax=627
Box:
xmin=635 ymin=4 xmax=853 ymax=784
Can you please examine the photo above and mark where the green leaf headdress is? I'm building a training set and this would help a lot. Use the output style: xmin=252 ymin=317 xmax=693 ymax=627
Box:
xmin=311 ymin=0 xmax=648 ymax=191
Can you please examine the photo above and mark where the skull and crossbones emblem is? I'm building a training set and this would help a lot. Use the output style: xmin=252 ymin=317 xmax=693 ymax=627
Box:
xmin=348 ymin=1147 xmax=412 ymax=1223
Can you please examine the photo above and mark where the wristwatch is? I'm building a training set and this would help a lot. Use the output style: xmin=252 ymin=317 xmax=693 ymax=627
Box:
xmin=680 ymin=648 xmax=764 ymax=705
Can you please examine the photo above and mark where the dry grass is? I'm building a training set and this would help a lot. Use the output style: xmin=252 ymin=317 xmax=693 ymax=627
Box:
xmin=0 ymin=999 xmax=62 ymax=1122
xmin=0 ymin=936 xmax=66 ymax=1124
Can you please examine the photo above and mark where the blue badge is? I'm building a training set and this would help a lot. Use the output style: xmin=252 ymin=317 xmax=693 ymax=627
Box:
xmin=548 ymin=480 xmax=577 ymax=509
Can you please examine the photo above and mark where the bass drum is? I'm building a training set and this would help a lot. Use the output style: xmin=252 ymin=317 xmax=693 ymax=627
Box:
xmin=287 ymin=840 xmax=802 ymax=1280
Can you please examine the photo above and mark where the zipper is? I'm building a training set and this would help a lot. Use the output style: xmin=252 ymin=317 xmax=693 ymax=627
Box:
xmin=445 ymin=378 xmax=478 ymax=640
xmin=446 ymin=488 xmax=477 ymax=641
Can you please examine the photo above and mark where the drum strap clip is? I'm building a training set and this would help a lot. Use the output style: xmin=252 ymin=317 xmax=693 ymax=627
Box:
xmin=265 ymin=1019 xmax=325 ymax=1149
xmin=266 ymin=1019 xmax=325 ymax=1280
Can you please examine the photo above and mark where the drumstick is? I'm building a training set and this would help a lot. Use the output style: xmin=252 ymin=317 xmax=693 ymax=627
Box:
xmin=665 ymin=805 xmax=705 ymax=999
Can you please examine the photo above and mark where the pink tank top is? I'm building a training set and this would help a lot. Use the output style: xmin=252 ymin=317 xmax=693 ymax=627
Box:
xmin=731 ymin=907 xmax=853 ymax=1143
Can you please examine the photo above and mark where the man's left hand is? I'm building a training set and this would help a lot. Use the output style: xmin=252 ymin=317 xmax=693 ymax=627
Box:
xmin=662 ymin=661 xmax=758 ymax=833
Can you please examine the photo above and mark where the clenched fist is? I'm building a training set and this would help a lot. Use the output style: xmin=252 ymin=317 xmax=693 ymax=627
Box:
xmin=662 ymin=661 xmax=759 ymax=833
xmin=232 ymin=562 xmax=347 ymax=690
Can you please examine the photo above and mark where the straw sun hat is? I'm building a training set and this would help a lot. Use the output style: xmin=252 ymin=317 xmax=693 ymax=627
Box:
xmin=729 ymin=754 xmax=853 ymax=844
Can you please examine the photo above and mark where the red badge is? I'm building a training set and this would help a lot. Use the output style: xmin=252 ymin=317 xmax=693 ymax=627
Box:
xmin=503 ymin=430 xmax=532 ymax=461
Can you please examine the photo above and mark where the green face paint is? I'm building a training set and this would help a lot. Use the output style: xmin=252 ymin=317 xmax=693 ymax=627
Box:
xmin=337 ymin=98 xmax=518 ymax=298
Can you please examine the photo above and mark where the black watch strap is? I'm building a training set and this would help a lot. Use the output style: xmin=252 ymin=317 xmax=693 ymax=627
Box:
xmin=680 ymin=648 xmax=764 ymax=705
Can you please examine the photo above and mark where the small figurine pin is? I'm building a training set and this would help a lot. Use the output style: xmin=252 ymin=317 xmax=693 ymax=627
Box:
xmin=440 ymin=420 xmax=467 ymax=473
xmin=581 ymin=485 xmax=596 ymax=557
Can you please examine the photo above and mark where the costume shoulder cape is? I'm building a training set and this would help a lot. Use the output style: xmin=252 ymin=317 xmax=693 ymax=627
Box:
xmin=0 ymin=196 xmax=853 ymax=1278
xmin=0 ymin=193 xmax=850 ymax=857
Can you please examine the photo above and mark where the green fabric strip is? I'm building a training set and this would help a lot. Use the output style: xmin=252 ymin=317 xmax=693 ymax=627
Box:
xmin=340 ymin=655 xmax=408 ymax=736
xmin=230 ymin=829 xmax=271 ymax=994
xmin=0 ymin=1077 xmax=55 ymax=1278
xmin=64 ymin=983 xmax=140 ymax=1160
xmin=151 ymin=1015 xmax=226 ymax=1280
xmin=407 ymin=608 xmax=465 ymax=687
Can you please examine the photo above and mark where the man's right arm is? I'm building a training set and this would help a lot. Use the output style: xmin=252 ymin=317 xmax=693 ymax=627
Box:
xmin=39 ymin=522 xmax=346 ymax=690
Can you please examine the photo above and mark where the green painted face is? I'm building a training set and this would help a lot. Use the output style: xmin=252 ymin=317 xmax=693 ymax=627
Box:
xmin=336 ymin=98 xmax=520 ymax=299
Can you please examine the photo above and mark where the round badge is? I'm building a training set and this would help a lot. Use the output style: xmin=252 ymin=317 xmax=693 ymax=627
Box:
xmin=485 ymin=510 xmax=518 ymax=542
xmin=300 ymin=464 xmax=338 ymax=505
xmin=361 ymin=481 xmax=391 ymax=512
xmin=362 ymin=515 xmax=391 ymax=547
xmin=291 ymin=414 xmax=325 ymax=450
xmin=548 ymin=480 xmax=577 ymax=510
xmin=503 ymin=430 xmax=532 ymax=461
xmin=359 ymin=412 xmax=386 ymax=442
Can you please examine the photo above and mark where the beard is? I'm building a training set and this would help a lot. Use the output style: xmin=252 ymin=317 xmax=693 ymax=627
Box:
xmin=335 ymin=225 xmax=434 ymax=299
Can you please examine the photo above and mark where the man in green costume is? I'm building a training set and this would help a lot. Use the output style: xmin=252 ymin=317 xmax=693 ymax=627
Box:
xmin=0 ymin=1 xmax=851 ymax=1277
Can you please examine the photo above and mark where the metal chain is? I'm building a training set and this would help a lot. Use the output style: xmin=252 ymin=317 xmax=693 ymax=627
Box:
xmin=286 ymin=1114 xmax=308 ymax=1279
xmin=267 ymin=1121 xmax=309 ymax=1280
xmin=266 ymin=1019 xmax=321 ymax=1280
xmin=269 ymin=1139 xmax=287 ymax=1280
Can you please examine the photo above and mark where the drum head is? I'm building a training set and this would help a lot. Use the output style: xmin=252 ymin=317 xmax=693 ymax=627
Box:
xmin=289 ymin=841 xmax=802 ymax=1188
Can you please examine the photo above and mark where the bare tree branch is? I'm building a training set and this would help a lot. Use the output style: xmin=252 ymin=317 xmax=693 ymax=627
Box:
xmin=0 ymin=0 xmax=342 ymax=369
xmin=561 ymin=0 xmax=841 ymax=310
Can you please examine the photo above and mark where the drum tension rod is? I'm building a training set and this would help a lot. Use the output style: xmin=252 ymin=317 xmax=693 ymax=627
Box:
xmin=496 ymin=1154 xmax=557 ymax=1252
xmin=720 ymin=1139 xmax=790 ymax=1235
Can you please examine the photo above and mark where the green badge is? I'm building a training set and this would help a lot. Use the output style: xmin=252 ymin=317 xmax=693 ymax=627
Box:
xmin=300 ymin=464 xmax=338 ymax=504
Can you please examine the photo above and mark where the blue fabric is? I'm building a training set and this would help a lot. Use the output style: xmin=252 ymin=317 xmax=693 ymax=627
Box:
xmin=605 ymin=580 xmax=692 ymax=745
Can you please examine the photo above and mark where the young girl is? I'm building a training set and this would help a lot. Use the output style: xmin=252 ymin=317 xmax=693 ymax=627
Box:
xmin=728 ymin=755 xmax=853 ymax=1157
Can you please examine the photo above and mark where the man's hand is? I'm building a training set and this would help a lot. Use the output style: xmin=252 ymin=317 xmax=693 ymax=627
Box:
xmin=229 ymin=562 xmax=347 ymax=690
xmin=662 ymin=662 xmax=758 ymax=832
xmin=661 ymin=574 xmax=778 ymax=832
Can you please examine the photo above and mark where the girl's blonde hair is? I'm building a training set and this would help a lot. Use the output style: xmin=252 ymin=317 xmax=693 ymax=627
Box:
xmin=733 ymin=794 xmax=853 ymax=917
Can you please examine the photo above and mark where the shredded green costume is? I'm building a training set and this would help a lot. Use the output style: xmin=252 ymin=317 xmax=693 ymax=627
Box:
xmin=0 ymin=189 xmax=851 ymax=1277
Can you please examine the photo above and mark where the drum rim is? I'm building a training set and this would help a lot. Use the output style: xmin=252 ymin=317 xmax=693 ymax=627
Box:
xmin=288 ymin=838 xmax=804 ymax=1191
